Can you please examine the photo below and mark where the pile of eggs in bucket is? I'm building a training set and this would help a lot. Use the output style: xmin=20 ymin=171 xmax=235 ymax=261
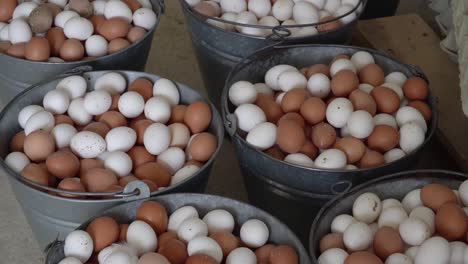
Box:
xmin=0 ymin=0 xmax=157 ymax=62
xmin=228 ymin=51 xmax=432 ymax=170
xmin=318 ymin=180 xmax=468 ymax=264
xmin=185 ymin=0 xmax=363 ymax=37
xmin=5 ymin=72 xmax=218 ymax=198
xmin=59 ymin=200 xmax=299 ymax=264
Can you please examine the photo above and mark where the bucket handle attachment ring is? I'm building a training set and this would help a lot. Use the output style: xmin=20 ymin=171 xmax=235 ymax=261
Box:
xmin=224 ymin=113 xmax=238 ymax=137
xmin=121 ymin=180 xmax=151 ymax=201
xmin=331 ymin=181 xmax=353 ymax=195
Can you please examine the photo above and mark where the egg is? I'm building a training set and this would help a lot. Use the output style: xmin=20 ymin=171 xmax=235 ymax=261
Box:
xmin=127 ymin=146 xmax=155 ymax=168
xmin=57 ymin=178 xmax=86 ymax=197
xmin=134 ymin=162 xmax=171 ymax=187
xmin=403 ymin=77 xmax=429 ymax=100
xmin=240 ymin=219 xmax=269 ymax=248
xmin=399 ymin=121 xmax=425 ymax=153
xmin=385 ymin=253 xmax=412 ymax=264
xmin=46 ymin=150 xmax=80 ymax=179
xmin=318 ymin=248 xmax=349 ymax=264
xmin=129 ymin=78 xmax=153 ymax=101
xmin=98 ymin=244 xmax=138 ymax=264
xmin=8 ymin=18 xmax=32 ymax=44
xmin=104 ymin=0 xmax=132 ymax=22
xmin=169 ymin=123 xmax=191 ymax=148
xmin=344 ymin=252 xmax=382 ymax=264
xmin=57 ymin=75 xmax=87 ymax=99
xmin=358 ymin=63 xmax=384 ymax=86
xmin=6 ymin=43 xmax=25 ymax=58
xmin=104 ymin=151 xmax=133 ymax=176
xmin=63 ymin=17 xmax=93 ymax=40
xmin=371 ymin=86 xmax=400 ymax=114
xmin=177 ymin=217 xmax=208 ymax=243
xmin=315 ymin=149 xmax=347 ymax=169
xmin=381 ymin=82 xmax=404 ymax=100
xmin=139 ymin=253 xmax=170 ymax=264
xmin=58 ymin=257 xmax=82 ymax=264
xmin=28 ymin=5 xmax=53 ymax=34
xmin=98 ymin=111 xmax=128 ymax=128
xmin=82 ymin=168 xmax=118 ymax=192
xmin=414 ymin=236 xmax=450 ymax=264
xmin=373 ymin=113 xmax=397 ymax=129
xmin=24 ymin=130 xmax=55 ymax=161
xmin=60 ymin=39 xmax=84 ymax=61
xmin=278 ymin=70 xmax=308 ymax=92
xmin=330 ymin=59 xmax=356 ymax=76
xmin=133 ymin=8 xmax=157 ymax=30
xmin=127 ymin=220 xmax=158 ymax=255
xmin=106 ymin=126 xmax=137 ymax=152
xmin=408 ymin=101 xmax=432 ymax=121
xmin=85 ymin=35 xmax=108 ymax=57
xmin=399 ymin=217 xmax=431 ymax=246
xmin=136 ymin=201 xmax=168 ymax=235
xmin=209 ymin=232 xmax=239 ymax=258
xmin=350 ymin=51 xmax=375 ymax=71
xmin=358 ymin=149 xmax=385 ymax=168
xmin=10 ymin=131 xmax=25 ymax=152
xmin=171 ymin=164 xmax=200 ymax=185
xmin=70 ymin=131 xmax=106 ymax=158
xmin=158 ymin=239 xmax=188 ymax=264
xmin=343 ymin=221 xmax=373 ymax=251
xmin=86 ymin=216 xmax=119 ymax=252
xmin=349 ymin=89 xmax=377 ymax=116
xmin=5 ymin=152 xmax=30 ymax=173
xmin=352 ymin=192 xmax=382 ymax=223
xmin=255 ymin=94 xmax=284 ymax=123
xmin=43 ymin=90 xmax=70 ymax=115
xmin=378 ymin=205 xmax=408 ymax=229
xmin=367 ymin=125 xmax=399 ymax=153
xmin=0 ymin=0 xmax=16 ymax=22
xmin=98 ymin=17 xmax=130 ymax=41
xmin=311 ymin=122 xmax=336 ymax=149
xmin=24 ymin=110 xmax=55 ymax=135
xmin=188 ymin=236 xmax=223 ymax=263
xmin=334 ymin=137 xmax=366 ymax=163
xmin=373 ymin=226 xmax=404 ymax=260
xmin=284 ymin=153 xmax=314 ymax=167
xmin=80 ymin=159 xmax=104 ymax=178
xmin=396 ymin=106 xmax=427 ymax=132
xmin=347 ymin=110 xmax=374 ymax=139
xmin=168 ymin=206 xmax=199 ymax=232
xmin=435 ymin=203 xmax=467 ymax=240
xmin=185 ymin=254 xmax=218 ymax=264
xmin=409 ymin=206 xmax=436 ymax=234
xmin=385 ymin=72 xmax=407 ymax=87
xmin=64 ymin=230 xmax=94 ymax=263
xmin=169 ymin=105 xmax=187 ymax=124
xmin=187 ymin=132 xmax=217 ymax=162
xmin=326 ymin=98 xmax=354 ymax=128
xmin=234 ymin=104 xmax=266 ymax=133
xmin=276 ymin=119 xmax=305 ymax=153
xmin=21 ymin=163 xmax=50 ymax=187
xmin=269 ymin=245 xmax=298 ymax=264
xmin=83 ymin=122 xmax=110 ymax=138
xmin=95 ymin=72 xmax=127 ymax=94
xmin=108 ymin=38 xmax=130 ymax=53
xmin=319 ymin=233 xmax=344 ymax=253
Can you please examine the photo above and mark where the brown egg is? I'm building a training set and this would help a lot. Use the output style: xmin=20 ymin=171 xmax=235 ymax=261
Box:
xmin=10 ymin=131 xmax=25 ymax=152
xmin=21 ymin=163 xmax=50 ymax=187
xmin=90 ymin=15 xmax=106 ymax=33
xmin=108 ymin=38 xmax=130 ymax=54
xmin=334 ymin=137 xmax=366 ymax=163
xmin=169 ymin=105 xmax=188 ymax=124
xmin=86 ymin=216 xmax=119 ymax=252
xmin=60 ymin=39 xmax=84 ymax=61
xmin=46 ymin=151 xmax=80 ymax=179
xmin=0 ymin=0 xmax=16 ymax=22
xmin=109 ymin=94 xmax=120 ymax=110
xmin=403 ymin=77 xmax=429 ymax=100
xmin=184 ymin=101 xmax=212 ymax=134
xmin=311 ymin=122 xmax=337 ymax=149
xmin=317 ymin=16 xmax=342 ymax=33
xmin=54 ymin=114 xmax=74 ymax=126
xmin=136 ymin=201 xmax=168 ymax=235
xmin=80 ymin=159 xmax=104 ymax=178
xmin=281 ymin=88 xmax=308 ymax=113
xmin=134 ymin=162 xmax=171 ymax=187
xmin=57 ymin=178 xmax=85 ymax=198
xmin=132 ymin=119 xmax=153 ymax=145
xmin=103 ymin=184 xmax=123 ymax=194
xmin=46 ymin=27 xmax=66 ymax=56
xmin=0 ymin=41 xmax=11 ymax=53
xmin=371 ymin=86 xmax=400 ymax=114
xmin=300 ymin=140 xmax=318 ymax=160
xmin=320 ymin=233 xmax=344 ymax=253
xmin=331 ymin=70 xmax=359 ymax=96
xmin=24 ymin=131 xmax=55 ymax=161
xmin=367 ymin=125 xmax=399 ymax=153
xmin=436 ymin=203 xmax=467 ymax=241
xmin=118 ymin=175 xmax=138 ymax=187
xmin=128 ymin=114 xmax=146 ymax=128
xmin=278 ymin=112 xmax=305 ymax=128
xmin=83 ymin=122 xmax=110 ymax=138
xmin=300 ymin=97 xmax=326 ymax=125
xmin=358 ymin=150 xmax=385 ymax=168
xmin=119 ymin=224 xmax=128 ymax=242
xmin=139 ymin=253 xmax=171 ymax=264
xmin=69 ymin=0 xmax=93 ymax=17
xmin=158 ymin=231 xmax=178 ymax=248
xmin=359 ymin=64 xmax=385 ymax=86
xmin=256 ymin=244 xmax=275 ymax=263
xmin=121 ymin=0 xmax=142 ymax=12
xmin=193 ymin=2 xmax=220 ymax=17
xmin=265 ymin=146 xmax=286 ymax=160
xmin=408 ymin=100 xmax=432 ymax=121
xmin=98 ymin=111 xmax=128 ymax=128
xmin=306 ymin=64 xmax=330 ymax=78
xmin=44 ymin=3 xmax=62 ymax=16
xmin=127 ymin=146 xmax=156 ymax=168
xmin=349 ymin=89 xmax=377 ymax=116
xmin=421 ymin=183 xmax=458 ymax=211
xmin=158 ymin=239 xmax=188 ymax=264
xmin=28 ymin=6 xmax=53 ymax=34
xmin=7 ymin=43 xmax=26 ymax=58
xmin=82 ymin=168 xmax=118 ymax=192
xmin=277 ymin=120 xmax=306 ymax=153
xmin=300 ymin=67 xmax=308 ymax=76
xmin=142 ymin=179 xmax=159 ymax=192
xmin=129 ymin=78 xmax=153 ymax=101
xmin=188 ymin=132 xmax=217 ymax=162
xmin=210 ymin=232 xmax=239 ymax=257
xmin=373 ymin=227 xmax=403 ymax=260
xmin=256 ymin=94 xmax=284 ymax=124
xmin=185 ymin=254 xmax=218 ymax=264
xmin=98 ymin=17 xmax=131 ymax=41
xmin=345 ymin=252 xmax=383 ymax=264
xmin=269 ymin=245 xmax=299 ymax=264
xmin=127 ymin=26 xmax=147 ymax=43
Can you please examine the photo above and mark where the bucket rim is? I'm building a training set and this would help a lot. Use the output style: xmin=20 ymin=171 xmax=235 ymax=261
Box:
xmin=221 ymin=44 xmax=438 ymax=174
xmin=307 ymin=169 xmax=468 ymax=260
xmin=0 ymin=70 xmax=225 ymax=203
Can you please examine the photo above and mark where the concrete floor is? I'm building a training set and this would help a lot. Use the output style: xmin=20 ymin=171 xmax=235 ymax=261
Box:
xmin=0 ymin=0 xmax=457 ymax=262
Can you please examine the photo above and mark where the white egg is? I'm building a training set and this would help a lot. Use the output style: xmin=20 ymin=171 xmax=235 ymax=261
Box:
xmin=253 ymin=83 xmax=274 ymax=96
xmin=68 ymin=98 xmax=92 ymax=126
xmin=144 ymin=123 xmax=171 ymax=155
xmin=235 ymin=11 xmax=258 ymax=33
xmin=18 ymin=105 xmax=44 ymax=129
xmin=276 ymin=92 xmax=286 ymax=104
xmin=118 ymin=91 xmax=145 ymax=118
xmin=330 ymin=58 xmax=357 ymax=76
xmin=226 ymin=247 xmax=257 ymax=264
xmin=144 ymin=97 xmax=171 ymax=123
xmin=293 ymin=1 xmax=319 ymax=24
xmin=415 ymin=237 xmax=450 ymax=264
xmin=104 ymin=0 xmax=133 ymax=22
xmin=345 ymin=164 xmax=358 ymax=170
xmin=323 ymin=0 xmax=341 ymax=13
xmin=92 ymin=0 xmax=107 ymax=15
xmin=106 ymin=127 xmax=136 ymax=152
xmin=133 ymin=8 xmax=157 ymax=30
xmin=399 ymin=217 xmax=431 ymax=246
xmin=318 ymin=248 xmax=348 ymax=264
xmin=0 ymin=25 xmax=9 ymax=41
xmin=63 ymin=17 xmax=93 ymax=41
xmin=220 ymin=0 xmax=247 ymax=13
xmin=64 ymin=230 xmax=93 ymax=263
xmin=168 ymin=123 xmax=190 ymax=148
xmin=385 ymin=72 xmax=408 ymax=87
xmin=12 ymin=2 xmax=38 ymax=19
xmin=8 ymin=19 xmax=32 ymax=44
xmin=385 ymin=253 xmax=412 ymax=264
xmin=343 ymin=221 xmax=373 ymax=251
xmin=258 ymin=16 xmax=280 ymax=36
xmin=0 ymin=22 xmax=6 ymax=33
xmin=85 ymin=35 xmax=108 ymax=57
xmin=352 ymin=192 xmax=382 ymax=223
xmin=185 ymin=0 xmax=201 ymax=7
xmin=265 ymin=64 xmax=297 ymax=90
xmin=94 ymin=72 xmax=127 ymax=94
xmin=229 ymin=81 xmax=257 ymax=106
xmin=24 ymin=110 xmax=55 ymax=135
xmin=98 ymin=244 xmax=138 ymax=264
xmin=187 ymin=236 xmax=223 ymax=263
xmin=168 ymin=206 xmax=199 ymax=232
xmin=405 ymin=246 xmax=419 ymax=261
xmin=347 ymin=110 xmax=374 ymax=139
xmin=246 ymin=122 xmax=277 ymax=150
xmin=43 ymin=90 xmax=71 ymax=115
xmin=280 ymin=19 xmax=299 ymax=37
xmin=399 ymin=121 xmax=425 ymax=153
xmin=127 ymin=220 xmax=158 ymax=256
xmin=314 ymin=149 xmax=347 ymax=169
xmin=203 ymin=209 xmax=235 ymax=234
xmin=240 ymin=219 xmax=269 ymax=248
xmin=104 ymin=151 xmax=132 ymax=177
xmin=284 ymin=153 xmax=314 ymax=167
xmin=103 ymin=251 xmax=138 ymax=264
xmin=171 ymin=165 xmax=200 ymax=185
xmin=70 ymin=131 xmax=106 ymax=158
xmin=402 ymin=189 xmax=423 ymax=213
xmin=373 ymin=113 xmax=398 ymax=129
xmin=248 ymin=0 xmax=271 ymax=18
xmin=220 ymin=12 xmax=237 ymax=31
xmin=410 ymin=206 xmax=436 ymax=235
xmin=319 ymin=10 xmax=331 ymax=19
xmin=234 ymin=104 xmax=266 ymax=132
xmin=178 ymin=217 xmax=209 ymax=243
xmin=334 ymin=4 xmax=357 ymax=24
xmin=5 ymin=152 xmax=30 ymax=173
xmin=207 ymin=18 xmax=227 ymax=30
xmin=49 ymin=57 xmax=65 ymax=63
xmin=56 ymin=75 xmax=88 ymax=99
xmin=382 ymin=198 xmax=403 ymax=210
xmin=49 ymin=0 xmax=67 ymax=8
xmin=307 ymin=73 xmax=331 ymax=98
xmin=459 ymin=180 xmax=468 ymax=206
xmin=83 ymin=90 xmax=112 ymax=115
xmin=383 ymin=148 xmax=406 ymax=163
xmin=396 ymin=106 xmax=427 ymax=132
xmin=153 ymin=78 xmax=180 ymax=106
xmin=295 ymin=26 xmax=318 ymax=37
xmin=55 ymin=11 xmax=79 ymax=28
xmin=58 ymin=257 xmax=83 ymax=264
xmin=278 ymin=70 xmax=307 ymax=91
xmin=378 ymin=206 xmax=408 ymax=229
xmin=351 ymin=51 xmax=375 ymax=71
xmin=359 ymin=83 xmax=374 ymax=93
xmin=326 ymin=98 xmax=353 ymax=128
xmin=272 ymin=0 xmax=294 ymax=21
xmin=240 ymin=24 xmax=266 ymax=36
xmin=331 ymin=214 xmax=356 ymax=234
xmin=157 ymin=147 xmax=185 ymax=173
xmin=449 ymin=241 xmax=466 ymax=264
xmin=52 ymin=124 xmax=78 ymax=149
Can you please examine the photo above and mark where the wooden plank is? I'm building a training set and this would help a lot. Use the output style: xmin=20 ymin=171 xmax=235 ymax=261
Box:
xmin=355 ymin=14 xmax=468 ymax=171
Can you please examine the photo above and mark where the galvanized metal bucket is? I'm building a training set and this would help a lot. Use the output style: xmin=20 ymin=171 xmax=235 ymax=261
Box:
xmin=221 ymin=44 xmax=438 ymax=245
xmin=308 ymin=169 xmax=468 ymax=262
xmin=0 ymin=70 xmax=224 ymax=249
xmin=45 ymin=193 xmax=312 ymax=264
xmin=0 ymin=0 xmax=164 ymax=109
xmin=179 ymin=0 xmax=367 ymax=110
